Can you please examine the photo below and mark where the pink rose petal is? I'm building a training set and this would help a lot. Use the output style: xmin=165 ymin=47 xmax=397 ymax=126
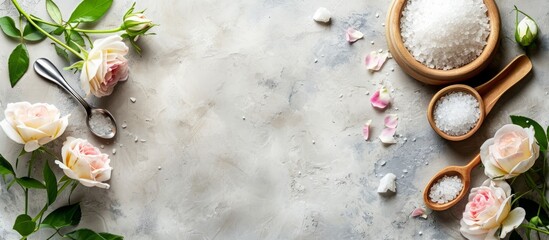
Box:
xmin=384 ymin=114 xmax=398 ymax=128
xmin=411 ymin=207 xmax=428 ymax=219
xmin=365 ymin=51 xmax=388 ymax=71
xmin=370 ymin=86 xmax=391 ymax=109
xmin=346 ymin=28 xmax=364 ymax=43
xmin=379 ymin=127 xmax=396 ymax=144
xmin=363 ymin=120 xmax=372 ymax=140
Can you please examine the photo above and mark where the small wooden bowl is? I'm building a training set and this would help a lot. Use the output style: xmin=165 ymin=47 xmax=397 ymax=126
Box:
xmin=386 ymin=0 xmax=501 ymax=85
xmin=427 ymin=85 xmax=486 ymax=141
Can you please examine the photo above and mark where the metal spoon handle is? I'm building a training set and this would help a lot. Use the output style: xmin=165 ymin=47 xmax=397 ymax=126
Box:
xmin=33 ymin=58 xmax=92 ymax=114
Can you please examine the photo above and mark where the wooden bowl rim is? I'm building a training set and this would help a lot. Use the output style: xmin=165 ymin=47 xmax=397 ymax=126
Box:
xmin=427 ymin=85 xmax=486 ymax=141
xmin=388 ymin=0 xmax=501 ymax=80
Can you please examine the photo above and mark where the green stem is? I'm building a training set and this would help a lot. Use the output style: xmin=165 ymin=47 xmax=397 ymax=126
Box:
xmin=10 ymin=0 xmax=83 ymax=59
xmin=521 ymin=224 xmax=549 ymax=235
xmin=28 ymin=16 xmax=60 ymax=27
xmin=32 ymin=180 xmax=73 ymax=224
xmin=24 ymin=189 xmax=28 ymax=215
xmin=72 ymin=26 xmax=123 ymax=34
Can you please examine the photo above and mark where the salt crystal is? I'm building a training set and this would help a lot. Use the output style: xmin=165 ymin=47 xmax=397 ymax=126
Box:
xmin=400 ymin=0 xmax=490 ymax=70
xmin=121 ymin=122 xmax=127 ymax=129
xmin=314 ymin=59 xmax=318 ymax=63
xmin=375 ymin=13 xmax=380 ymax=18
xmin=370 ymin=41 xmax=374 ymax=45
xmin=130 ymin=97 xmax=137 ymax=103
xmin=134 ymin=137 xmax=139 ymax=142
xmin=100 ymin=145 xmax=104 ymax=149
xmin=140 ymin=139 xmax=147 ymax=143
xmin=112 ymin=149 xmax=117 ymax=155
xmin=377 ymin=173 xmax=397 ymax=193
xmin=242 ymin=116 xmax=246 ymax=120
xmin=313 ymin=7 xmax=331 ymax=23
xmin=158 ymin=166 xmax=162 ymax=170
xmin=429 ymin=175 xmax=463 ymax=204
xmin=434 ymin=91 xmax=480 ymax=136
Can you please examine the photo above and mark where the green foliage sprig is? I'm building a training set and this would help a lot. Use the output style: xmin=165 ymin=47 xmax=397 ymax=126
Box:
xmin=0 ymin=0 xmax=155 ymax=87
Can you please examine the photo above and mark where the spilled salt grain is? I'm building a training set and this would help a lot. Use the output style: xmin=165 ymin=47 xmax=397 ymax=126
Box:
xmin=400 ymin=0 xmax=490 ymax=70
xmin=434 ymin=92 xmax=480 ymax=136
xmin=429 ymin=175 xmax=463 ymax=204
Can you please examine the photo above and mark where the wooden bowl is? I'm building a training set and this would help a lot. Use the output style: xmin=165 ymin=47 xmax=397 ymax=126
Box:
xmin=386 ymin=0 xmax=501 ymax=85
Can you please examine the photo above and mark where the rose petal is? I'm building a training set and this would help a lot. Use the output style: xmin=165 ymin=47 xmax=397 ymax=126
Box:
xmin=363 ymin=120 xmax=372 ymax=141
xmin=499 ymin=207 xmax=525 ymax=238
xmin=313 ymin=7 xmax=331 ymax=23
xmin=379 ymin=127 xmax=396 ymax=144
xmin=411 ymin=207 xmax=426 ymax=218
xmin=346 ymin=28 xmax=364 ymax=43
xmin=365 ymin=51 xmax=388 ymax=71
xmin=377 ymin=173 xmax=396 ymax=193
xmin=384 ymin=114 xmax=398 ymax=128
xmin=370 ymin=86 xmax=391 ymax=109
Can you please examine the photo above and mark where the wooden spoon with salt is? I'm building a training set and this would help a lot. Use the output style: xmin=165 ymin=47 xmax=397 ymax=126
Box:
xmin=423 ymin=154 xmax=481 ymax=211
xmin=427 ymin=54 xmax=532 ymax=141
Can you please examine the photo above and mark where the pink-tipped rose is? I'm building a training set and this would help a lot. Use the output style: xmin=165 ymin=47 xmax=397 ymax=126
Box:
xmin=460 ymin=179 xmax=525 ymax=240
xmin=0 ymin=102 xmax=69 ymax=152
xmin=80 ymin=35 xmax=129 ymax=98
xmin=480 ymin=124 xmax=539 ymax=180
xmin=55 ymin=137 xmax=112 ymax=189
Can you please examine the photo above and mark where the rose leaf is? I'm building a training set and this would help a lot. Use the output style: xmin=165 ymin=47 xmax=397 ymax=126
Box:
xmin=8 ymin=43 xmax=30 ymax=87
xmin=12 ymin=214 xmax=35 ymax=237
xmin=68 ymin=0 xmax=113 ymax=23
xmin=43 ymin=161 xmax=58 ymax=205
xmin=0 ymin=16 xmax=21 ymax=39
xmin=40 ymin=203 xmax=82 ymax=229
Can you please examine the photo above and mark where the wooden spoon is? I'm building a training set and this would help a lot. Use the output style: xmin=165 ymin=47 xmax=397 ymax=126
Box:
xmin=427 ymin=54 xmax=532 ymax=141
xmin=423 ymin=154 xmax=481 ymax=211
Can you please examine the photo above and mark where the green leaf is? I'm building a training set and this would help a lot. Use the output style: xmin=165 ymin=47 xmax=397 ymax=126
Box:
xmin=46 ymin=0 xmax=63 ymax=24
xmin=8 ymin=44 xmax=29 ymax=87
xmin=52 ymin=43 xmax=70 ymax=63
xmin=65 ymin=30 xmax=85 ymax=52
xmin=35 ymin=20 xmax=59 ymax=34
xmin=16 ymin=177 xmax=46 ymax=189
xmin=65 ymin=229 xmax=105 ymax=240
xmin=0 ymin=154 xmax=15 ymax=176
xmin=41 ymin=203 xmax=82 ymax=229
xmin=511 ymin=115 xmax=548 ymax=151
xmin=12 ymin=214 xmax=35 ymax=237
xmin=68 ymin=0 xmax=113 ymax=23
xmin=22 ymin=23 xmax=46 ymax=42
xmin=0 ymin=16 xmax=21 ymax=38
xmin=43 ymin=161 xmax=58 ymax=205
xmin=99 ymin=233 xmax=124 ymax=240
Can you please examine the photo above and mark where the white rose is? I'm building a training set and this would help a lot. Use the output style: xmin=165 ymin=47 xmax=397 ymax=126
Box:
xmin=480 ymin=124 xmax=539 ymax=179
xmin=460 ymin=179 xmax=525 ymax=240
xmin=80 ymin=35 xmax=129 ymax=98
xmin=55 ymin=137 xmax=112 ymax=189
xmin=0 ymin=102 xmax=69 ymax=152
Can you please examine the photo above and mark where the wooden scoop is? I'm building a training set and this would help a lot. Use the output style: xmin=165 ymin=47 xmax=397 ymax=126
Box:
xmin=423 ymin=154 xmax=481 ymax=211
xmin=427 ymin=54 xmax=533 ymax=141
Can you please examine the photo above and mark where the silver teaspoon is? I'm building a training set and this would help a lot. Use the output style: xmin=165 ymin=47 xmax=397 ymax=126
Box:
xmin=33 ymin=58 xmax=117 ymax=139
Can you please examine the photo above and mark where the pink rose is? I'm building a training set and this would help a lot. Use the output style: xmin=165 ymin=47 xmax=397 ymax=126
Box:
xmin=0 ymin=102 xmax=69 ymax=152
xmin=460 ymin=179 xmax=525 ymax=240
xmin=480 ymin=124 xmax=539 ymax=179
xmin=55 ymin=137 xmax=112 ymax=189
xmin=80 ymin=35 xmax=129 ymax=98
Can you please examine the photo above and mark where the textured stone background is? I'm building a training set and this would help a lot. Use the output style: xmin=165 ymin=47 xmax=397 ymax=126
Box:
xmin=0 ymin=0 xmax=548 ymax=239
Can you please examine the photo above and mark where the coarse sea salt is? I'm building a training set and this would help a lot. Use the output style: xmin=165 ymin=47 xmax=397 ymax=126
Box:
xmin=429 ymin=175 xmax=463 ymax=204
xmin=434 ymin=91 xmax=480 ymax=136
xmin=88 ymin=113 xmax=115 ymax=136
xmin=400 ymin=0 xmax=490 ymax=70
